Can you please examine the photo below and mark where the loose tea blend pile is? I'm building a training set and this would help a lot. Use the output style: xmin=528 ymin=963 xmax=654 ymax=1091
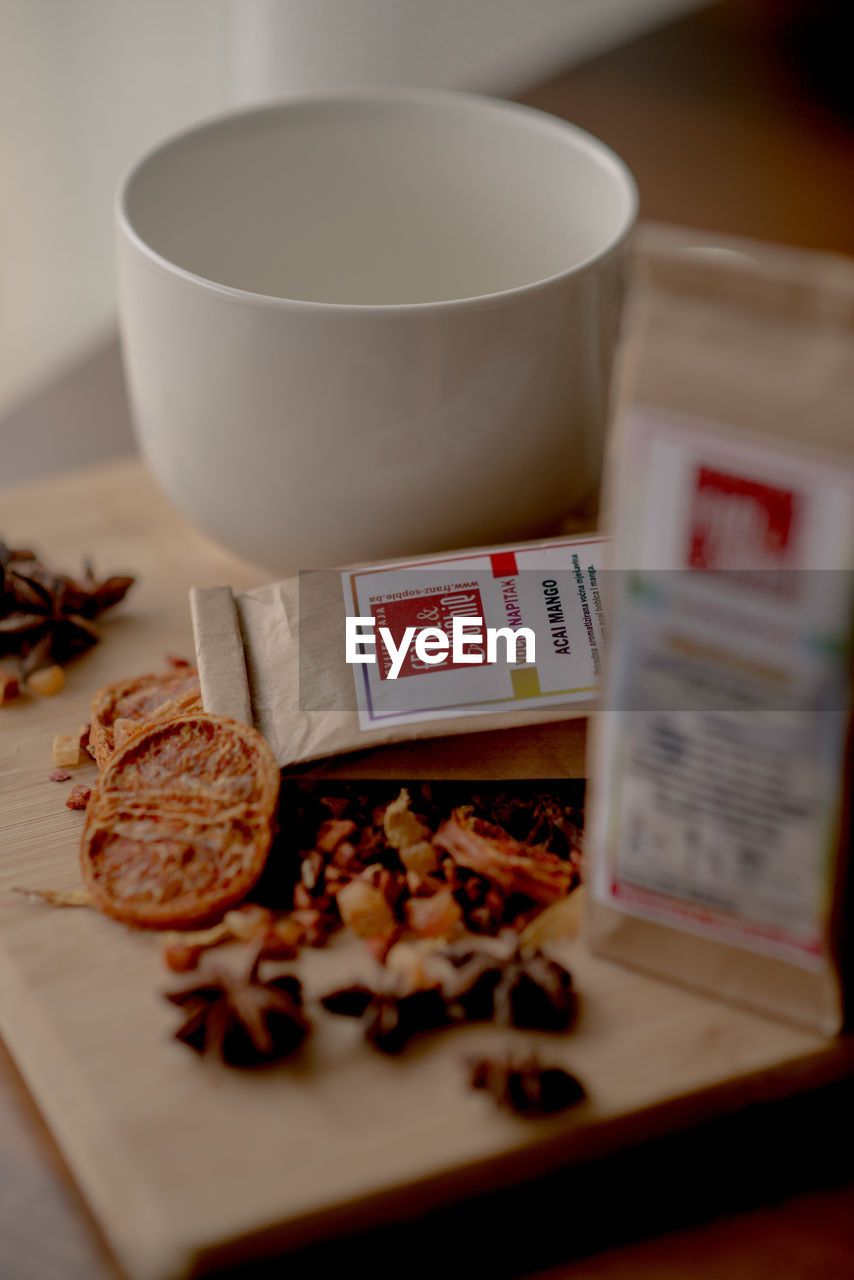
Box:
xmin=38 ymin=660 xmax=587 ymax=1111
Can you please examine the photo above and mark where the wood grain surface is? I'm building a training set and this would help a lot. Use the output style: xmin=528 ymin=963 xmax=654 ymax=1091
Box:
xmin=1 ymin=456 xmax=853 ymax=1280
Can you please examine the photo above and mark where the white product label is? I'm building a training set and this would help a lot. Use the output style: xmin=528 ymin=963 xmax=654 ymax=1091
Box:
xmin=342 ymin=537 xmax=608 ymax=730
xmin=592 ymin=408 xmax=854 ymax=968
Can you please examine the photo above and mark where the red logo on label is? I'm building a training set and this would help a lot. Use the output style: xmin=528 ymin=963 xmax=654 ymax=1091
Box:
xmin=371 ymin=587 xmax=485 ymax=680
xmin=687 ymin=467 xmax=800 ymax=571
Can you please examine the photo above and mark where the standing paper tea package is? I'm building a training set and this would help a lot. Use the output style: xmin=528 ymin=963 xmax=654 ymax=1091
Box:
xmin=587 ymin=239 xmax=854 ymax=1034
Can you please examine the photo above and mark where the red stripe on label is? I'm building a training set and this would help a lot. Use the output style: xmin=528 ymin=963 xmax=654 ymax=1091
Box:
xmin=491 ymin=552 xmax=518 ymax=577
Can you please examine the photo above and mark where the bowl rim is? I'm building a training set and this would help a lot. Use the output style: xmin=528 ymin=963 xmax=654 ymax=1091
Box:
xmin=116 ymin=85 xmax=639 ymax=314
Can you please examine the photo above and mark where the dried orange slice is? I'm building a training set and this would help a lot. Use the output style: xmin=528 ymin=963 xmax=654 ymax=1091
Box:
xmin=81 ymin=714 xmax=279 ymax=929
xmin=89 ymin=668 xmax=202 ymax=769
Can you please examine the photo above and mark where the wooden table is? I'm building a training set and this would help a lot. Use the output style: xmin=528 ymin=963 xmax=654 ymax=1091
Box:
xmin=2 ymin=3 xmax=853 ymax=1276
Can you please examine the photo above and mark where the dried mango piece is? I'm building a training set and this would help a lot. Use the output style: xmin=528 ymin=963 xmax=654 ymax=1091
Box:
xmin=435 ymin=807 xmax=574 ymax=905
xmin=80 ymin=714 xmax=279 ymax=929
xmin=89 ymin=668 xmax=202 ymax=769
xmin=383 ymin=788 xmax=438 ymax=875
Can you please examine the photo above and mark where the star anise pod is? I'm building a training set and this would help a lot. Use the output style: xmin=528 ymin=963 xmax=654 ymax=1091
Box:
xmin=0 ymin=538 xmax=134 ymax=672
xmin=165 ymin=945 xmax=309 ymax=1066
xmin=442 ymin=942 xmax=577 ymax=1031
xmin=319 ymin=981 xmax=450 ymax=1055
xmin=467 ymin=1052 xmax=585 ymax=1117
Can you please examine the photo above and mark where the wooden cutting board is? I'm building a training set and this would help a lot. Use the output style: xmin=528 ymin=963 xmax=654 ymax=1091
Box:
xmin=1 ymin=459 xmax=853 ymax=1280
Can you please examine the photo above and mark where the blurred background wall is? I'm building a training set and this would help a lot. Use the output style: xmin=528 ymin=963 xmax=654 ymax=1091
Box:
xmin=0 ymin=1 xmax=225 ymax=419
xmin=0 ymin=0 xmax=707 ymax=420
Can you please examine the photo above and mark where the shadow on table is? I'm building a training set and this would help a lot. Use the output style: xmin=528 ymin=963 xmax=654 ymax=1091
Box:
xmin=206 ymin=1075 xmax=854 ymax=1279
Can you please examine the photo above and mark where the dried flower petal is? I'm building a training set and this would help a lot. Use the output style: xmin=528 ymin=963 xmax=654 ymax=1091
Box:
xmin=14 ymin=886 xmax=92 ymax=908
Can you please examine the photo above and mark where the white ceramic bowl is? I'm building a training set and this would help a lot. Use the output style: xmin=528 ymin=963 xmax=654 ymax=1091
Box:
xmin=116 ymin=88 xmax=637 ymax=571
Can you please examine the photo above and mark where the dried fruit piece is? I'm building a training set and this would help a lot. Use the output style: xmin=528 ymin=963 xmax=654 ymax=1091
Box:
xmin=384 ymin=938 xmax=463 ymax=995
xmin=383 ymin=788 xmax=438 ymax=875
xmin=518 ymin=886 xmax=586 ymax=947
xmin=399 ymin=840 xmax=437 ymax=877
xmin=49 ymin=768 xmax=72 ymax=782
xmin=52 ymin=733 xmax=82 ymax=768
xmin=89 ymin=667 xmax=202 ymax=769
xmin=290 ymin=907 xmax=338 ymax=948
xmin=160 ymin=921 xmax=232 ymax=970
xmin=166 ymin=945 xmax=308 ymax=1066
xmin=80 ymin=713 xmax=279 ymax=929
xmin=66 ymin=784 xmax=92 ymax=810
xmin=337 ymin=878 xmax=396 ymax=938
xmin=435 ymin=808 xmax=574 ymax=905
xmin=66 ymin=778 xmax=92 ymax=808
xmin=164 ymin=941 xmax=204 ymax=973
xmin=405 ymin=888 xmax=463 ymax=939
xmin=364 ymin=926 xmax=402 ymax=964
xmin=315 ymin=819 xmax=356 ymax=853
xmin=28 ymin=665 xmax=65 ymax=697
xmin=258 ymin=916 xmax=304 ymax=959
xmin=223 ymin=904 xmax=273 ymax=941
xmin=467 ymin=1053 xmax=585 ymax=1116
xmin=0 ymin=671 xmax=19 ymax=704
xmin=159 ymin=910 xmax=305 ymax=972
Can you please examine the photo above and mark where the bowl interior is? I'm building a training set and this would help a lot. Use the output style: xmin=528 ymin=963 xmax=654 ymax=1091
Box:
xmin=121 ymin=93 xmax=636 ymax=307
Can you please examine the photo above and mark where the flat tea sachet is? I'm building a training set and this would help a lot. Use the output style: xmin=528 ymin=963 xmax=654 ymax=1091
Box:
xmin=191 ymin=533 xmax=607 ymax=771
